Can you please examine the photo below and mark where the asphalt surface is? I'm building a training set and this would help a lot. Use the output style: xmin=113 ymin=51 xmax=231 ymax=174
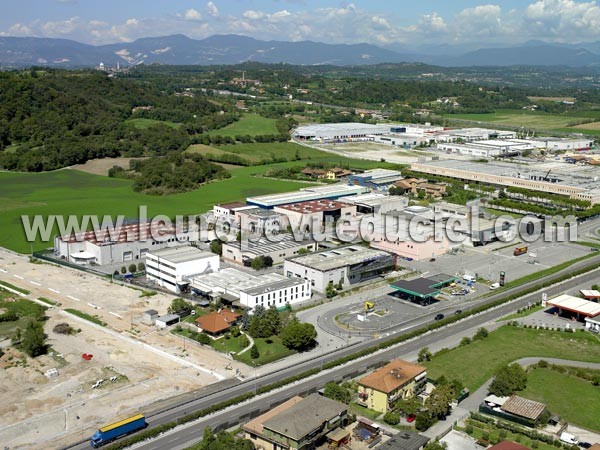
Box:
xmin=63 ymin=255 xmax=600 ymax=450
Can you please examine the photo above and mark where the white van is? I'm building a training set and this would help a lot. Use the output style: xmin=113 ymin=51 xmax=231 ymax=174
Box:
xmin=462 ymin=274 xmax=476 ymax=282
xmin=560 ymin=432 xmax=578 ymax=445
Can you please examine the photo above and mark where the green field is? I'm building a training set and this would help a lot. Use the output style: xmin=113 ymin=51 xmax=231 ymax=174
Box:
xmin=520 ymin=367 xmax=600 ymax=431
xmin=125 ymin=118 xmax=182 ymax=129
xmin=0 ymin=166 xmax=314 ymax=253
xmin=234 ymin=336 xmax=296 ymax=366
xmin=0 ymin=294 xmax=46 ymax=338
xmin=186 ymin=142 xmax=329 ymax=164
xmin=445 ymin=109 xmax=600 ymax=132
xmin=424 ymin=326 xmax=600 ymax=392
xmin=207 ymin=114 xmax=280 ymax=137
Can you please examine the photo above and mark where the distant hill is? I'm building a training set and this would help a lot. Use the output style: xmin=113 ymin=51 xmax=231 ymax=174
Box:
xmin=0 ymin=34 xmax=599 ymax=68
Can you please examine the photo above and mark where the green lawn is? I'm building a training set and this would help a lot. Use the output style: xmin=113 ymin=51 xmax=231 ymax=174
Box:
xmin=125 ymin=118 xmax=181 ymax=129
xmin=424 ymin=326 xmax=600 ymax=392
xmin=498 ymin=304 xmax=544 ymax=321
xmin=234 ymin=336 xmax=296 ymax=366
xmin=520 ymin=368 xmax=600 ymax=431
xmin=210 ymin=334 xmax=248 ymax=355
xmin=0 ymin=295 xmax=47 ymax=338
xmin=349 ymin=402 xmax=381 ymax=420
xmin=445 ymin=109 xmax=599 ymax=131
xmin=207 ymin=114 xmax=279 ymax=137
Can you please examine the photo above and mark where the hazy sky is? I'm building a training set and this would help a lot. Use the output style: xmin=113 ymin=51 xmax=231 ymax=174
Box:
xmin=1 ymin=0 xmax=600 ymax=47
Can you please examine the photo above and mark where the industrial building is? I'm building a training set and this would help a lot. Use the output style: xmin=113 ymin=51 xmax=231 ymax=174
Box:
xmin=436 ymin=139 xmax=534 ymax=157
xmin=213 ymin=202 xmax=256 ymax=224
xmin=243 ymin=394 xmax=348 ymax=450
xmin=411 ymin=159 xmax=600 ymax=204
xmin=274 ymin=200 xmax=356 ymax=228
xmin=293 ymin=123 xmax=394 ymax=141
xmin=54 ymin=221 xmax=197 ymax=266
xmin=146 ymin=246 xmax=219 ymax=293
xmin=189 ymin=268 xmax=312 ymax=310
xmin=372 ymin=134 xmax=429 ymax=147
xmin=222 ymin=234 xmax=317 ymax=266
xmin=284 ymin=245 xmax=395 ymax=292
xmin=337 ymin=193 xmax=409 ymax=214
xmin=247 ymin=185 xmax=369 ymax=209
xmin=348 ymin=169 xmax=404 ymax=192
xmin=434 ymin=128 xmax=517 ymax=142
xmin=525 ymin=137 xmax=594 ymax=152
xmin=236 ymin=207 xmax=289 ymax=234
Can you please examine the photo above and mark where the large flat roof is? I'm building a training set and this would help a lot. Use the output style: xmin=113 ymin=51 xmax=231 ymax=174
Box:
xmin=390 ymin=274 xmax=456 ymax=298
xmin=223 ymin=234 xmax=314 ymax=257
xmin=241 ymin=276 xmax=306 ymax=297
xmin=262 ymin=393 xmax=347 ymax=441
xmin=547 ymin=294 xmax=600 ymax=317
xmin=148 ymin=246 xmax=215 ymax=264
xmin=247 ymin=185 xmax=368 ymax=208
xmin=190 ymin=268 xmax=297 ymax=298
xmin=276 ymin=199 xmax=352 ymax=213
xmin=286 ymin=245 xmax=392 ymax=272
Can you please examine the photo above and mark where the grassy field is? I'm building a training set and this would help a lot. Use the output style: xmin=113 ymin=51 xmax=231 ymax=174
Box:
xmin=186 ymin=142 xmax=326 ymax=164
xmin=207 ymin=114 xmax=280 ymax=137
xmin=445 ymin=109 xmax=600 ymax=132
xmin=0 ymin=294 xmax=46 ymax=338
xmin=64 ymin=308 xmax=106 ymax=326
xmin=234 ymin=336 xmax=296 ymax=366
xmin=520 ymin=368 xmax=600 ymax=431
xmin=125 ymin=118 xmax=181 ymax=129
xmin=0 ymin=166 xmax=314 ymax=253
xmin=424 ymin=326 xmax=600 ymax=392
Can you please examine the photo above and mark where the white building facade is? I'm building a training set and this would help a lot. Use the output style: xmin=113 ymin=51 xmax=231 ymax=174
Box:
xmin=238 ymin=275 xmax=311 ymax=311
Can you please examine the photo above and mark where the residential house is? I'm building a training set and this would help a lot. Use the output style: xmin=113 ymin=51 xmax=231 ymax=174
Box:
xmin=301 ymin=168 xmax=327 ymax=179
xmin=357 ymin=359 xmax=427 ymax=413
xmin=195 ymin=309 xmax=241 ymax=336
xmin=326 ymin=167 xmax=353 ymax=180
xmin=243 ymin=393 xmax=348 ymax=450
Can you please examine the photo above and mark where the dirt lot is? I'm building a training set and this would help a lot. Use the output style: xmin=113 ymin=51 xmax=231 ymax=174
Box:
xmin=70 ymin=157 xmax=146 ymax=176
xmin=573 ymin=121 xmax=600 ymax=130
xmin=0 ymin=249 xmax=249 ymax=449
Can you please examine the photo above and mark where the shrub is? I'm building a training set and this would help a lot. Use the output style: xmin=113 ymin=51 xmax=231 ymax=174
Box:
xmin=128 ymin=263 xmax=137 ymax=273
xmin=383 ymin=412 xmax=400 ymax=425
xmin=52 ymin=323 xmax=73 ymax=334
xmin=460 ymin=337 xmax=471 ymax=346
xmin=250 ymin=345 xmax=259 ymax=359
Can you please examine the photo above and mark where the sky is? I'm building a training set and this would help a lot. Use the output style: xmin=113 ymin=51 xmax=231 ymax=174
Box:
xmin=1 ymin=0 xmax=600 ymax=48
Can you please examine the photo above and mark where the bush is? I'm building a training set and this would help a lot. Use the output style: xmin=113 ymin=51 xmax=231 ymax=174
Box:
xmin=415 ymin=411 xmax=435 ymax=431
xmin=137 ymin=262 xmax=145 ymax=272
xmin=0 ymin=312 xmax=18 ymax=322
xmin=250 ymin=345 xmax=259 ymax=359
xmin=120 ymin=266 xmax=126 ymax=274
xmin=128 ymin=263 xmax=137 ymax=273
xmin=473 ymin=327 xmax=489 ymax=340
xmin=52 ymin=322 xmax=73 ymax=334
xmin=383 ymin=412 xmax=400 ymax=425
xmin=460 ymin=337 xmax=471 ymax=346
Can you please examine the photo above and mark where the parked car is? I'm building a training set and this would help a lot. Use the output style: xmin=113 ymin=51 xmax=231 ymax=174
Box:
xmin=406 ymin=414 xmax=416 ymax=423
xmin=429 ymin=257 xmax=436 ymax=262
xmin=455 ymin=309 xmax=463 ymax=315
xmin=579 ymin=442 xmax=592 ymax=449
xmin=434 ymin=313 xmax=445 ymax=321
xmin=462 ymin=274 xmax=476 ymax=282
xmin=490 ymin=282 xmax=500 ymax=290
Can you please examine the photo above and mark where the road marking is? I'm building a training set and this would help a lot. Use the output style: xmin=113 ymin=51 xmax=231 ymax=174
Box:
xmin=13 ymin=274 xmax=24 ymax=280
xmin=87 ymin=303 xmax=101 ymax=310
xmin=49 ymin=288 xmax=60 ymax=294
xmin=0 ymin=268 xmax=7 ymax=273
xmin=109 ymin=311 xmax=122 ymax=319
xmin=67 ymin=295 xmax=81 ymax=302
xmin=29 ymin=280 xmax=41 ymax=286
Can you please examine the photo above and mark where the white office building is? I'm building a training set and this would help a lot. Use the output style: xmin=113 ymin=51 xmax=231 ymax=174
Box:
xmin=239 ymin=275 xmax=311 ymax=311
xmin=146 ymin=246 xmax=220 ymax=293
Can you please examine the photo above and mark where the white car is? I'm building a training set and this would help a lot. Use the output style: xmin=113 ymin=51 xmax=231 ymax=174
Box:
xmin=490 ymin=282 xmax=500 ymax=290
xmin=462 ymin=274 xmax=476 ymax=282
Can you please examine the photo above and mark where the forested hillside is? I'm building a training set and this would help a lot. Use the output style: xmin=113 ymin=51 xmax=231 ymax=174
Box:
xmin=0 ymin=69 xmax=238 ymax=171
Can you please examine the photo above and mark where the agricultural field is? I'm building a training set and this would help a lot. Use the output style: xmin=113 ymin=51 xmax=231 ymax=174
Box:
xmin=520 ymin=367 xmax=600 ymax=431
xmin=424 ymin=326 xmax=600 ymax=392
xmin=186 ymin=142 xmax=328 ymax=164
xmin=207 ymin=113 xmax=280 ymax=137
xmin=124 ymin=118 xmax=182 ymax=129
xmin=445 ymin=109 xmax=600 ymax=133
xmin=0 ymin=166 xmax=314 ymax=254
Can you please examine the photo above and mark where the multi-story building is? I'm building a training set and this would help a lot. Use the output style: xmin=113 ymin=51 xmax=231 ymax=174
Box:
xmin=222 ymin=234 xmax=316 ymax=266
xmin=146 ymin=246 xmax=219 ymax=293
xmin=357 ymin=359 xmax=427 ymax=413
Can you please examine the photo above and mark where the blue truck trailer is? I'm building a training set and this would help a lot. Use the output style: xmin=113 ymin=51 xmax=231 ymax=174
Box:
xmin=90 ymin=414 xmax=146 ymax=448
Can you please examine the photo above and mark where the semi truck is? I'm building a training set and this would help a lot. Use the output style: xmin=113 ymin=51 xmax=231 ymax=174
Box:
xmin=90 ymin=414 xmax=146 ymax=448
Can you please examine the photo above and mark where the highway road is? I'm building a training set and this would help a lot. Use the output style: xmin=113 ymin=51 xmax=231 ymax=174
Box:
xmin=65 ymin=255 xmax=600 ymax=450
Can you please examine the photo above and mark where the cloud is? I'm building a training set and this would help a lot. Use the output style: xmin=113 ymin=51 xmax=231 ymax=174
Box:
xmin=525 ymin=0 xmax=600 ymax=40
xmin=206 ymin=2 xmax=219 ymax=18
xmin=243 ymin=10 xmax=265 ymax=20
xmin=184 ymin=9 xmax=202 ymax=21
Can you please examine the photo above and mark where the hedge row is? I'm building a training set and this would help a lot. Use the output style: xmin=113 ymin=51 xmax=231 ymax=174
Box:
xmin=101 ymin=259 xmax=599 ymax=450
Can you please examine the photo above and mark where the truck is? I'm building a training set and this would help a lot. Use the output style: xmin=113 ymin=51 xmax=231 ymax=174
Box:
xmin=90 ymin=414 xmax=146 ymax=448
xmin=559 ymin=432 xmax=578 ymax=445
xmin=513 ymin=245 xmax=528 ymax=256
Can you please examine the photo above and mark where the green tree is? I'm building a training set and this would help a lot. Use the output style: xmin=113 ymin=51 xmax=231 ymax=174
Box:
xmin=415 ymin=411 xmax=434 ymax=431
xmin=21 ymin=320 xmax=46 ymax=357
xmin=264 ymin=305 xmax=282 ymax=336
xmin=425 ymin=384 xmax=454 ymax=419
xmin=137 ymin=262 xmax=145 ymax=272
xmin=473 ymin=327 xmax=489 ymax=340
xmin=120 ymin=266 xmax=127 ymax=274
xmin=128 ymin=263 xmax=137 ymax=273
xmin=210 ymin=240 xmax=223 ymax=255
xmin=418 ymin=347 xmax=432 ymax=362
xmin=325 ymin=282 xmax=336 ymax=299
xmin=424 ymin=440 xmax=448 ymax=450
xmin=168 ymin=298 xmax=192 ymax=315
xmin=395 ymin=397 xmax=422 ymax=416
xmin=323 ymin=381 xmax=350 ymax=403
xmin=489 ymin=363 xmax=528 ymax=396
xmin=250 ymin=344 xmax=259 ymax=359
xmin=280 ymin=320 xmax=317 ymax=350
xmin=251 ymin=256 xmax=265 ymax=270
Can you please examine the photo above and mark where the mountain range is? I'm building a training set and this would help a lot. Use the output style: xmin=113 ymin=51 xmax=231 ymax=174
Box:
xmin=1 ymin=34 xmax=600 ymax=68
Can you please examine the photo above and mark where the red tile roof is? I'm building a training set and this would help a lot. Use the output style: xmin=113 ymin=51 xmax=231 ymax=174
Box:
xmin=195 ymin=310 xmax=241 ymax=334
xmin=358 ymin=359 xmax=426 ymax=394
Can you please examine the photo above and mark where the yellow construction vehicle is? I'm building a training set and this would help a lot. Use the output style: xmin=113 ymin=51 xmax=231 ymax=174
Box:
xmin=364 ymin=301 xmax=375 ymax=313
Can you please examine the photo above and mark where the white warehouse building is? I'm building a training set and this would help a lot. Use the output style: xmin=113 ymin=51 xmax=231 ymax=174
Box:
xmin=436 ymin=139 xmax=535 ymax=157
xmin=146 ymin=246 xmax=220 ymax=293
xmin=293 ymin=123 xmax=395 ymax=141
